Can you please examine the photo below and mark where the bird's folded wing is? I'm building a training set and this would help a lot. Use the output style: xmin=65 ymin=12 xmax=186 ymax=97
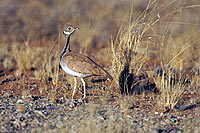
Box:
xmin=62 ymin=52 xmax=107 ymax=76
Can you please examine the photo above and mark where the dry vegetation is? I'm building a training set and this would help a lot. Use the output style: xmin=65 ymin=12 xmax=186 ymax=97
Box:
xmin=0 ymin=0 xmax=200 ymax=132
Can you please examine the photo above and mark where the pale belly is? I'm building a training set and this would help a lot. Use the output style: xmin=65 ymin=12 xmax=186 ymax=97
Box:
xmin=60 ymin=61 xmax=91 ymax=78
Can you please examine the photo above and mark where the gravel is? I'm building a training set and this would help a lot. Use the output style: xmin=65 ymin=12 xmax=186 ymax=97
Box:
xmin=0 ymin=96 xmax=200 ymax=132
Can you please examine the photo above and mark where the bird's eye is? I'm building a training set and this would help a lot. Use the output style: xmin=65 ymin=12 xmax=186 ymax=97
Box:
xmin=68 ymin=27 xmax=71 ymax=30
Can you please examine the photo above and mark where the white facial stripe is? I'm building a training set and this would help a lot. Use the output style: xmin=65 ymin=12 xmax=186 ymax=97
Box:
xmin=63 ymin=30 xmax=70 ymax=35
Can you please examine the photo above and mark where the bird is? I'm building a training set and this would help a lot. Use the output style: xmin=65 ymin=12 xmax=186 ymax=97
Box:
xmin=59 ymin=24 xmax=113 ymax=99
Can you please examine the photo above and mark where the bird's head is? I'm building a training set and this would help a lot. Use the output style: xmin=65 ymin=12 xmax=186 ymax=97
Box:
xmin=63 ymin=25 xmax=79 ymax=36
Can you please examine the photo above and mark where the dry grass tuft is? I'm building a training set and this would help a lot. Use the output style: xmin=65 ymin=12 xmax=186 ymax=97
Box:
xmin=110 ymin=0 xmax=161 ymax=92
xmin=11 ymin=41 xmax=42 ymax=76
xmin=153 ymin=67 xmax=190 ymax=111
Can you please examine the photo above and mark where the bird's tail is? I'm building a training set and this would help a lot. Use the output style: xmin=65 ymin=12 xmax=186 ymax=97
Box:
xmin=100 ymin=68 xmax=113 ymax=81
xmin=106 ymin=72 xmax=113 ymax=80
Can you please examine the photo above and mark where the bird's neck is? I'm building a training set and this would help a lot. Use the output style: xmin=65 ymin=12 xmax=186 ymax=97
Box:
xmin=61 ymin=34 xmax=71 ymax=58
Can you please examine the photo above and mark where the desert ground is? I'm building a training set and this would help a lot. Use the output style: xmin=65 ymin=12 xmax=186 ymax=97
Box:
xmin=0 ymin=0 xmax=200 ymax=132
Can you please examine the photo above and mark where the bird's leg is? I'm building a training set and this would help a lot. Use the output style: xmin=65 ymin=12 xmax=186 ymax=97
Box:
xmin=81 ymin=78 xmax=86 ymax=98
xmin=72 ymin=77 xmax=77 ymax=100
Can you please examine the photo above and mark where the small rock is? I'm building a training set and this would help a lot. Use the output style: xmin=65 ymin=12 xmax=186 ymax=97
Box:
xmin=151 ymin=129 xmax=158 ymax=133
xmin=16 ymin=104 xmax=26 ymax=112
xmin=3 ymin=92 xmax=10 ymax=98
xmin=160 ymin=112 xmax=164 ymax=116
xmin=43 ymin=123 xmax=49 ymax=128
xmin=154 ymin=112 xmax=159 ymax=115
xmin=170 ymin=118 xmax=178 ymax=123
xmin=97 ymin=115 xmax=105 ymax=121
xmin=56 ymin=115 xmax=62 ymax=121
xmin=56 ymin=121 xmax=65 ymax=129
xmin=43 ymin=111 xmax=50 ymax=117
xmin=132 ymin=120 xmax=138 ymax=126
xmin=19 ymin=116 xmax=25 ymax=122
xmin=194 ymin=128 xmax=200 ymax=133
xmin=16 ymin=99 xmax=24 ymax=104
xmin=127 ymin=115 xmax=132 ymax=119
xmin=69 ymin=103 xmax=75 ymax=108
xmin=36 ymin=111 xmax=47 ymax=118
xmin=21 ymin=121 xmax=27 ymax=127
xmin=77 ymin=98 xmax=83 ymax=103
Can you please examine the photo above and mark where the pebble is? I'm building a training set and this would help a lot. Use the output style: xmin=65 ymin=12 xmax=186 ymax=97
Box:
xmin=56 ymin=121 xmax=65 ymax=129
xmin=56 ymin=115 xmax=62 ymax=121
xmin=3 ymin=92 xmax=10 ymax=97
xmin=194 ymin=128 xmax=200 ymax=133
xmin=154 ymin=112 xmax=159 ymax=115
xmin=16 ymin=104 xmax=26 ymax=112
xmin=16 ymin=99 xmax=24 ymax=104
xmin=160 ymin=112 xmax=164 ymax=116
xmin=69 ymin=102 xmax=75 ymax=108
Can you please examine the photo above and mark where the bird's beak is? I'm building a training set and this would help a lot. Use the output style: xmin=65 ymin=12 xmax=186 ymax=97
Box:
xmin=75 ymin=27 xmax=79 ymax=30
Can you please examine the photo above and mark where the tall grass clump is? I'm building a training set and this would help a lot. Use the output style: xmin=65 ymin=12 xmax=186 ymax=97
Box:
xmin=154 ymin=67 xmax=190 ymax=110
xmin=111 ymin=0 xmax=160 ymax=89
xmin=154 ymin=35 xmax=200 ymax=110
xmin=11 ymin=41 xmax=42 ymax=76
xmin=150 ymin=0 xmax=200 ymax=110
